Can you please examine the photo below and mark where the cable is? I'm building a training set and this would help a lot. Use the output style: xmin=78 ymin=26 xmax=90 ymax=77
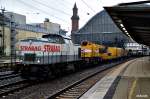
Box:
xmin=17 ymin=0 xmax=69 ymax=24
xmin=31 ymin=0 xmax=71 ymax=16
xmin=53 ymin=0 xmax=72 ymax=11
xmin=81 ymin=0 xmax=96 ymax=13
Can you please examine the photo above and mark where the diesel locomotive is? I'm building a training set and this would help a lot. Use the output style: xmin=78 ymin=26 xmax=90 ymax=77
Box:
xmin=15 ymin=34 xmax=129 ymax=79
xmin=16 ymin=34 xmax=81 ymax=79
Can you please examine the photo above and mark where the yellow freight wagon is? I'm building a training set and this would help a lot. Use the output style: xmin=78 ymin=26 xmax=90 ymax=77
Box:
xmin=101 ymin=47 xmax=124 ymax=60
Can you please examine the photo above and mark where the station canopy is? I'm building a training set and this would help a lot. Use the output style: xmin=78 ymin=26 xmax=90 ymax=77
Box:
xmin=104 ymin=1 xmax=150 ymax=46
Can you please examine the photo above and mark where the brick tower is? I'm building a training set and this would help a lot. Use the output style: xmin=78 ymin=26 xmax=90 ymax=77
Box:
xmin=71 ymin=3 xmax=79 ymax=33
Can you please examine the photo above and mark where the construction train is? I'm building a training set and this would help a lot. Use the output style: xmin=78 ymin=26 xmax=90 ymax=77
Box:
xmin=15 ymin=34 xmax=129 ymax=79
xmin=81 ymin=41 xmax=128 ymax=63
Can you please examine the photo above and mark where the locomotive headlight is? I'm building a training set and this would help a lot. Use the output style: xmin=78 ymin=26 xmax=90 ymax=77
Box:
xmin=19 ymin=58 xmax=23 ymax=62
xmin=37 ymin=59 xmax=40 ymax=63
xmin=81 ymin=49 xmax=92 ymax=53
xmin=20 ymin=59 xmax=23 ymax=62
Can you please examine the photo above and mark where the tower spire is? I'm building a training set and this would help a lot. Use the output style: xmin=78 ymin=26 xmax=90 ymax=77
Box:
xmin=71 ymin=3 xmax=79 ymax=33
xmin=74 ymin=2 xmax=77 ymax=9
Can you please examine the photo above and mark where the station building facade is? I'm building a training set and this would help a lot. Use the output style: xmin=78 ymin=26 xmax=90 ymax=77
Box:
xmin=0 ymin=25 xmax=48 ymax=56
xmin=71 ymin=10 xmax=131 ymax=47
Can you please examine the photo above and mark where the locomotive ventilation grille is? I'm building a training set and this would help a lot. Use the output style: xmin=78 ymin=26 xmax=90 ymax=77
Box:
xmin=24 ymin=53 xmax=36 ymax=61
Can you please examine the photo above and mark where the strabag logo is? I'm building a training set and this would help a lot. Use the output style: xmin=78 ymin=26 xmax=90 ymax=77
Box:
xmin=44 ymin=45 xmax=60 ymax=52
xmin=20 ymin=45 xmax=60 ymax=52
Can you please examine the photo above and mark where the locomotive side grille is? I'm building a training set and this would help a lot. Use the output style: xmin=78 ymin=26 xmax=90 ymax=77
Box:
xmin=24 ymin=53 xmax=36 ymax=61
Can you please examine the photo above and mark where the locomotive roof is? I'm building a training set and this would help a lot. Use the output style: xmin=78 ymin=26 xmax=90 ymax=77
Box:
xmin=43 ymin=34 xmax=71 ymax=40
xmin=20 ymin=37 xmax=49 ymax=42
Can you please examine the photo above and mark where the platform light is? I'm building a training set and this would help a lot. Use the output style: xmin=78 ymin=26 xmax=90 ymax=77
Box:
xmin=19 ymin=59 xmax=23 ymax=62
xmin=122 ymin=27 xmax=126 ymax=31
xmin=120 ymin=24 xmax=124 ymax=27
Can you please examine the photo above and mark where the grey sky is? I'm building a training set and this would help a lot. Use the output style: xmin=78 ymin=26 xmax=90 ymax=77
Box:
xmin=0 ymin=0 xmax=144 ymax=32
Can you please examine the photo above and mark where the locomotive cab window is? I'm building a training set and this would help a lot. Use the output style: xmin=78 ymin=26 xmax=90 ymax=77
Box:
xmin=108 ymin=53 xmax=112 ymax=56
xmin=99 ymin=47 xmax=107 ymax=53
xmin=64 ymin=38 xmax=70 ymax=44
xmin=43 ymin=35 xmax=65 ymax=44
xmin=24 ymin=53 xmax=36 ymax=61
xmin=81 ymin=41 xmax=88 ymax=46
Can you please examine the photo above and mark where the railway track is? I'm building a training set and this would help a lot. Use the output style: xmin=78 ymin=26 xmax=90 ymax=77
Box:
xmin=0 ymin=73 xmax=20 ymax=80
xmin=0 ymin=71 xmax=13 ymax=77
xmin=0 ymin=58 xmax=135 ymax=99
xmin=0 ymin=80 xmax=29 ymax=98
xmin=0 ymin=74 xmax=31 ymax=98
xmin=48 ymin=61 xmax=124 ymax=99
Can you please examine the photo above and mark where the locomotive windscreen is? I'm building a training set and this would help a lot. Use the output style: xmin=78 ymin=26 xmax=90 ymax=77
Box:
xmin=81 ymin=41 xmax=88 ymax=46
xmin=20 ymin=38 xmax=48 ymax=43
xmin=24 ymin=53 xmax=36 ymax=61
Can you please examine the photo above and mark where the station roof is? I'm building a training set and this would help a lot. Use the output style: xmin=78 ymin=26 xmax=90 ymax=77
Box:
xmin=104 ymin=1 xmax=150 ymax=46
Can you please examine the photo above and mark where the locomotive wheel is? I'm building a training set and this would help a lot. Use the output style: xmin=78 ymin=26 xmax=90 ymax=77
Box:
xmin=20 ymin=66 xmax=30 ymax=79
xmin=41 ymin=66 xmax=52 ymax=78
xmin=30 ymin=66 xmax=38 ymax=73
xmin=67 ymin=63 xmax=75 ymax=72
xmin=74 ymin=63 xmax=81 ymax=71
xmin=53 ymin=67 xmax=62 ymax=77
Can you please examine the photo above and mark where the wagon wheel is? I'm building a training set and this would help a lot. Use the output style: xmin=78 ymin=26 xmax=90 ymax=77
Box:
xmin=40 ymin=66 xmax=52 ymax=78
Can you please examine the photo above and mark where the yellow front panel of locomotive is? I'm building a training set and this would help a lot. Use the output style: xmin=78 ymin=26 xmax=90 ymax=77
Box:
xmin=81 ymin=52 xmax=92 ymax=57
xmin=81 ymin=43 xmax=101 ymax=58
xmin=81 ymin=45 xmax=93 ymax=58
xmin=92 ymin=44 xmax=100 ymax=57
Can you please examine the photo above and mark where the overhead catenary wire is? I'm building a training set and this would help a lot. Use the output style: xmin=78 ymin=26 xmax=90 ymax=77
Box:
xmin=36 ymin=0 xmax=90 ymax=17
xmin=81 ymin=0 xmax=96 ymax=13
xmin=17 ymin=0 xmax=69 ymax=24
xmin=40 ymin=0 xmax=71 ymax=12
xmin=31 ymin=0 xmax=71 ymax=16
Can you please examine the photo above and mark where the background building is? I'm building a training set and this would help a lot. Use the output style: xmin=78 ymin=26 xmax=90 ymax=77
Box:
xmin=4 ymin=12 xmax=26 ymax=24
xmin=31 ymin=18 xmax=61 ymax=34
xmin=0 ymin=24 xmax=49 ymax=56
xmin=71 ymin=9 xmax=132 ymax=47
xmin=0 ymin=11 xmax=67 ymax=56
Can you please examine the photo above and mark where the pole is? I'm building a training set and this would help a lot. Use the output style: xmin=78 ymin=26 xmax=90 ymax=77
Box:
xmin=10 ymin=14 xmax=13 ymax=66
xmin=1 ymin=8 xmax=5 ymax=56
xmin=10 ymin=13 xmax=17 ymax=67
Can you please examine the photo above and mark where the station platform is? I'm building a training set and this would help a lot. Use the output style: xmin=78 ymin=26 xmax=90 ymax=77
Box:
xmin=80 ymin=57 xmax=150 ymax=99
